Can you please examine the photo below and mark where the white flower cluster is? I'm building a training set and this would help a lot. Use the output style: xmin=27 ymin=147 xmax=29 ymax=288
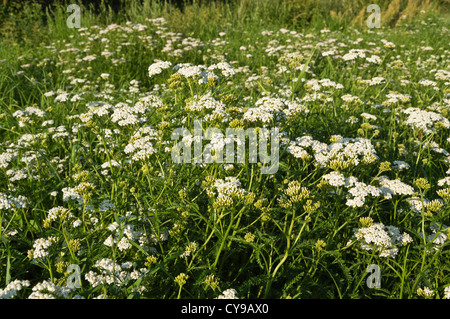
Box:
xmin=29 ymin=236 xmax=57 ymax=260
xmin=419 ymin=79 xmax=437 ymax=87
xmin=366 ymin=55 xmax=382 ymax=64
xmin=310 ymin=137 xmax=378 ymax=168
xmin=354 ymin=222 xmax=412 ymax=258
xmin=28 ymin=280 xmax=73 ymax=299
xmin=346 ymin=181 xmax=382 ymax=208
xmin=243 ymin=96 xmax=308 ymax=124
xmin=203 ymin=131 xmax=233 ymax=163
xmin=108 ymin=211 xmax=151 ymax=247
xmin=45 ymin=206 xmax=74 ymax=225
xmin=321 ymin=171 xmax=415 ymax=207
xmin=213 ymin=177 xmax=246 ymax=197
xmin=208 ymin=61 xmax=236 ymax=77
xmin=392 ymin=160 xmax=410 ymax=171
xmin=322 ymin=170 xmax=346 ymax=187
xmin=110 ymin=102 xmax=147 ymax=126
xmin=180 ymin=242 xmax=198 ymax=259
xmin=438 ymin=176 xmax=450 ymax=187
xmin=12 ymin=106 xmax=46 ymax=127
xmin=124 ymin=135 xmax=157 ymax=161
xmin=148 ymin=61 xmax=236 ymax=84
xmin=444 ymin=286 xmax=450 ymax=299
xmin=434 ymin=69 xmax=450 ymax=82
xmin=378 ymin=176 xmax=414 ymax=199
xmin=171 ymin=62 xmax=235 ymax=84
xmin=342 ymin=49 xmax=366 ymax=61
xmin=405 ymin=197 xmax=434 ymax=214
xmin=207 ymin=177 xmax=247 ymax=207
xmin=16 ymin=133 xmax=46 ymax=148
xmin=359 ymin=76 xmax=385 ymax=87
xmin=148 ymin=60 xmax=172 ymax=77
xmin=185 ymin=92 xmax=229 ymax=122
xmin=381 ymin=40 xmax=395 ymax=48
xmin=124 ymin=125 xmax=159 ymax=162
xmin=173 ymin=63 xmax=202 ymax=78
xmin=99 ymin=199 xmax=116 ymax=212
xmin=54 ymin=92 xmax=70 ymax=103
xmin=0 ymin=149 xmax=18 ymax=169
xmin=216 ymin=288 xmax=239 ymax=299
xmin=0 ymin=192 xmax=28 ymax=210
xmin=0 ymin=280 xmax=30 ymax=299
xmin=286 ymin=135 xmax=321 ymax=160
xmin=360 ymin=112 xmax=377 ymax=121
xmin=6 ymin=168 xmax=28 ymax=182
xmin=104 ymin=219 xmax=143 ymax=251
xmin=417 ymin=286 xmax=435 ymax=298
xmin=402 ymin=107 xmax=450 ymax=134
xmin=383 ymin=92 xmax=411 ymax=106
xmin=85 ymin=258 xmax=148 ymax=287
xmin=62 ymin=186 xmax=84 ymax=206
xmin=341 ymin=94 xmax=362 ymax=105
xmin=134 ymin=94 xmax=164 ymax=110
xmin=101 ymin=159 xmax=121 ymax=175
xmin=49 ymin=125 xmax=70 ymax=140
xmin=82 ymin=101 xmax=114 ymax=120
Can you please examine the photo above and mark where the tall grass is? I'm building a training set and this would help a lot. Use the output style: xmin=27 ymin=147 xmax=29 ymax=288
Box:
xmin=1 ymin=0 xmax=448 ymax=41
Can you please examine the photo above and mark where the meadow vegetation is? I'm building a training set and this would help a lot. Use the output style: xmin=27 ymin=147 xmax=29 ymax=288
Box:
xmin=0 ymin=0 xmax=449 ymax=299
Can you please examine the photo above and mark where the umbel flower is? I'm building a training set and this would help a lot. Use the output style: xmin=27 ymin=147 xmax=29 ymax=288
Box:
xmin=216 ymin=288 xmax=239 ymax=299
xmin=0 ymin=192 xmax=28 ymax=210
xmin=148 ymin=60 xmax=172 ymax=77
xmin=243 ymin=96 xmax=308 ymax=124
xmin=278 ymin=181 xmax=310 ymax=209
xmin=402 ymin=107 xmax=450 ymax=135
xmin=0 ymin=280 xmax=30 ymax=299
xmin=207 ymin=176 xmax=247 ymax=208
xmin=353 ymin=222 xmax=412 ymax=258
xmin=286 ymin=135 xmax=378 ymax=169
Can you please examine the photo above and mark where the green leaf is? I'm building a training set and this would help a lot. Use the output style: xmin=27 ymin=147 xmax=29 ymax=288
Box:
xmin=6 ymin=245 xmax=11 ymax=286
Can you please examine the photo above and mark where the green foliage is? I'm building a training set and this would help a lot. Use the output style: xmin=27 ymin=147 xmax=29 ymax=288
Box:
xmin=0 ymin=0 xmax=450 ymax=300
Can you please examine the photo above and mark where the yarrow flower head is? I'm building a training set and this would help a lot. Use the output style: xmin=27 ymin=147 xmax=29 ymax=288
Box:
xmin=185 ymin=92 xmax=229 ymax=122
xmin=378 ymin=176 xmax=414 ymax=199
xmin=243 ymin=96 xmax=308 ymax=124
xmin=322 ymin=171 xmax=346 ymax=187
xmin=0 ymin=280 xmax=31 ymax=299
xmin=28 ymin=280 xmax=73 ymax=299
xmin=278 ymin=181 xmax=310 ymax=209
xmin=207 ymin=176 xmax=247 ymax=208
xmin=85 ymin=258 xmax=147 ymax=288
xmin=148 ymin=60 xmax=172 ymax=77
xmin=353 ymin=222 xmax=412 ymax=258
xmin=28 ymin=236 xmax=58 ymax=261
xmin=216 ymin=288 xmax=238 ymax=299
xmin=0 ymin=193 xmax=28 ymax=210
xmin=402 ymin=107 xmax=450 ymax=135
xmin=417 ymin=287 xmax=435 ymax=298
xmin=311 ymin=137 xmax=378 ymax=170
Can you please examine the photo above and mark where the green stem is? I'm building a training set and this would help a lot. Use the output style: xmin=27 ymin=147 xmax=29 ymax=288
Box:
xmin=264 ymin=208 xmax=297 ymax=298
xmin=212 ymin=209 xmax=236 ymax=269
